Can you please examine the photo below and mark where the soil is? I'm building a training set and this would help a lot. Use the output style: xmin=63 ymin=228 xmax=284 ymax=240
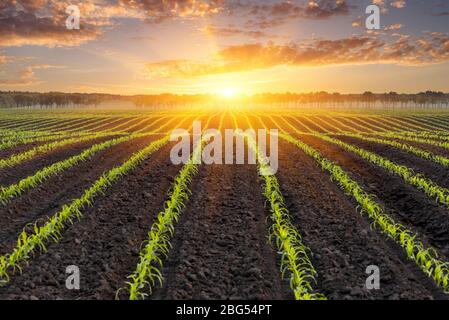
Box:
xmin=0 ymin=143 xmax=179 ymax=299
xmin=0 ymin=113 xmax=448 ymax=300
xmin=296 ymin=134 xmax=449 ymax=260
xmin=0 ymin=136 xmax=119 ymax=186
xmin=0 ymin=135 xmax=169 ymax=255
xmin=276 ymin=139 xmax=446 ymax=300
xmin=154 ymin=162 xmax=290 ymax=300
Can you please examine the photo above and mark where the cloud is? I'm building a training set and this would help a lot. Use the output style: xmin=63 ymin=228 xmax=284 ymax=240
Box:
xmin=244 ymin=0 xmax=351 ymax=29
xmin=0 ymin=63 xmax=61 ymax=85
xmin=200 ymin=24 xmax=269 ymax=39
xmin=371 ymin=0 xmax=406 ymax=13
xmin=0 ymin=0 xmax=228 ymax=47
xmin=390 ymin=1 xmax=406 ymax=9
xmin=0 ymin=0 xmax=354 ymax=48
xmin=303 ymin=0 xmax=350 ymax=18
xmin=0 ymin=1 xmax=102 ymax=47
xmin=432 ymin=11 xmax=449 ymax=16
xmin=146 ymin=32 xmax=449 ymax=78
xmin=117 ymin=0 xmax=225 ymax=22
xmin=385 ymin=23 xmax=403 ymax=31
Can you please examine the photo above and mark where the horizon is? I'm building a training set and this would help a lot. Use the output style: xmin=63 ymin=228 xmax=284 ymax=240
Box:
xmin=1 ymin=90 xmax=449 ymax=97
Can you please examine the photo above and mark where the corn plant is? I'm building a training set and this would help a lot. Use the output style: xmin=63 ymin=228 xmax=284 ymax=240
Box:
xmin=15 ymin=118 xmax=66 ymax=132
xmin=0 ymin=130 xmax=122 ymax=151
xmin=405 ymin=116 xmax=449 ymax=131
xmin=314 ymin=133 xmax=449 ymax=208
xmin=121 ymin=134 xmax=209 ymax=300
xmin=424 ymin=116 xmax=449 ymax=131
xmin=48 ymin=117 xmax=113 ymax=133
xmin=0 ymin=136 xmax=170 ymax=285
xmin=245 ymin=134 xmax=326 ymax=300
xmin=334 ymin=132 xmax=449 ymax=167
xmin=280 ymin=132 xmax=449 ymax=293
xmin=0 ymin=133 xmax=118 ymax=170
xmin=366 ymin=132 xmax=449 ymax=149
xmin=0 ymin=133 xmax=151 ymax=205
xmin=384 ymin=131 xmax=449 ymax=145
xmin=399 ymin=116 xmax=446 ymax=132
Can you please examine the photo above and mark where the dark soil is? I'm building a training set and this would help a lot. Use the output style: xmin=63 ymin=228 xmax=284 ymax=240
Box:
xmin=337 ymin=135 xmax=449 ymax=189
xmin=0 ymin=137 xmax=68 ymax=160
xmin=0 ymin=135 xmax=168 ymax=255
xmin=46 ymin=118 xmax=99 ymax=132
xmin=0 ymin=143 xmax=179 ymax=299
xmin=154 ymin=162 xmax=290 ymax=300
xmin=0 ymin=136 xmax=119 ymax=186
xmin=297 ymin=134 xmax=449 ymax=260
xmin=276 ymin=139 xmax=446 ymax=300
xmin=1 ymin=113 xmax=448 ymax=300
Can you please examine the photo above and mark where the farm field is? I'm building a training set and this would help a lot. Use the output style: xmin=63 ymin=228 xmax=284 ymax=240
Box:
xmin=1 ymin=109 xmax=449 ymax=300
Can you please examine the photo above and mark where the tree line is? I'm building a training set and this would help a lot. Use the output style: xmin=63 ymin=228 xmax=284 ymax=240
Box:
xmin=0 ymin=90 xmax=448 ymax=109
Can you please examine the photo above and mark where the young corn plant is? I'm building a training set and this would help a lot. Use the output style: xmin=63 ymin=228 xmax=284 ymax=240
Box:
xmin=0 ymin=136 xmax=170 ymax=285
xmin=333 ymin=132 xmax=449 ymax=168
xmin=245 ymin=134 xmax=326 ymax=300
xmin=0 ymin=133 xmax=150 ymax=205
xmin=0 ymin=130 xmax=121 ymax=151
xmin=0 ymin=133 xmax=116 ymax=170
xmin=406 ymin=116 xmax=449 ymax=131
xmin=280 ymin=132 xmax=449 ymax=293
xmin=121 ymin=134 xmax=209 ymax=300
xmin=377 ymin=131 xmax=449 ymax=146
xmin=314 ymin=133 xmax=449 ymax=208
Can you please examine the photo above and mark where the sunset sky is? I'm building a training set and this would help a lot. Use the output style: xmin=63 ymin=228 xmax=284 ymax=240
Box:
xmin=0 ymin=0 xmax=448 ymax=95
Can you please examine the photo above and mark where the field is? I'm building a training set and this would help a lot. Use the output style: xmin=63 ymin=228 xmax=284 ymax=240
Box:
xmin=1 ymin=108 xmax=449 ymax=300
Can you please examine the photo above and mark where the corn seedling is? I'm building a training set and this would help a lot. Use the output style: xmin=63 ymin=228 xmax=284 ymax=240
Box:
xmin=246 ymin=134 xmax=326 ymax=300
xmin=280 ymin=132 xmax=449 ymax=293
xmin=0 ymin=136 xmax=170 ymax=285
xmin=122 ymin=135 xmax=209 ymax=300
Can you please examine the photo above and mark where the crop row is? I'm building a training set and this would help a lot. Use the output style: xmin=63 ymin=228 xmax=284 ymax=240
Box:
xmin=245 ymin=134 xmax=326 ymax=300
xmin=121 ymin=115 xmax=219 ymax=299
xmin=333 ymin=132 xmax=449 ymax=167
xmin=284 ymin=115 xmax=449 ymax=166
xmin=279 ymin=132 xmax=449 ymax=292
xmin=0 ymin=115 xmax=199 ymax=207
xmin=0 ymin=133 xmax=119 ymax=170
xmin=0 ymin=130 xmax=120 ymax=152
xmin=0 ymin=115 xmax=177 ymax=152
xmin=0 ymin=134 xmax=145 ymax=205
xmin=0 ymin=135 xmax=170 ymax=285
xmin=313 ymin=133 xmax=449 ymax=208
xmin=270 ymin=116 xmax=449 ymax=209
xmin=122 ymin=135 xmax=207 ymax=300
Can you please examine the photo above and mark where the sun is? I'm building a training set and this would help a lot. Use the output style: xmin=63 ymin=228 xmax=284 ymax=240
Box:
xmin=217 ymin=87 xmax=239 ymax=98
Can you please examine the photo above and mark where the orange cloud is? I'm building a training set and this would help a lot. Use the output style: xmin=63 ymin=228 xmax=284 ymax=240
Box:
xmin=0 ymin=0 xmax=227 ymax=47
xmin=200 ymin=24 xmax=269 ymax=39
xmin=244 ymin=0 xmax=350 ymax=29
xmin=117 ymin=0 xmax=225 ymax=22
xmin=146 ymin=33 xmax=449 ymax=78
xmin=391 ymin=1 xmax=406 ymax=9
xmin=0 ymin=1 xmax=355 ymax=48
xmin=0 ymin=64 xmax=61 ymax=85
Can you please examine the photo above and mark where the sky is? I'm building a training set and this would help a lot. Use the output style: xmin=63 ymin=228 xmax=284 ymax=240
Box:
xmin=0 ymin=0 xmax=448 ymax=95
